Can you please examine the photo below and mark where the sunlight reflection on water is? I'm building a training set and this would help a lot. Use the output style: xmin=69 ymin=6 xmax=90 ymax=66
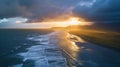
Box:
xmin=51 ymin=31 xmax=85 ymax=59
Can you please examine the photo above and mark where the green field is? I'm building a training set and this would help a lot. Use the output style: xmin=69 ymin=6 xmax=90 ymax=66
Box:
xmin=69 ymin=28 xmax=120 ymax=51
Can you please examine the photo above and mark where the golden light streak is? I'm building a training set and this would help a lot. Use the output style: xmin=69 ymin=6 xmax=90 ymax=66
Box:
xmin=41 ymin=16 xmax=93 ymax=27
xmin=21 ymin=16 xmax=93 ymax=29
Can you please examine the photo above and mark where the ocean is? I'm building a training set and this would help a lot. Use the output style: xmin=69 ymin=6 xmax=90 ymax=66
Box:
xmin=0 ymin=29 xmax=120 ymax=67
xmin=0 ymin=29 xmax=61 ymax=67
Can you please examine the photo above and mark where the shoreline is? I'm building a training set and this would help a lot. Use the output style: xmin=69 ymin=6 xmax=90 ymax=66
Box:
xmin=76 ymin=35 xmax=120 ymax=52
xmin=69 ymin=29 xmax=120 ymax=52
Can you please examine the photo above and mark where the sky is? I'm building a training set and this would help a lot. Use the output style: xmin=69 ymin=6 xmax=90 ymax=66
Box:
xmin=0 ymin=0 xmax=120 ymax=28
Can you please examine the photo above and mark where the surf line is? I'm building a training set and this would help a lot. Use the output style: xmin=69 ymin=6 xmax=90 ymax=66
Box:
xmin=56 ymin=31 xmax=83 ymax=67
xmin=61 ymin=48 xmax=82 ymax=66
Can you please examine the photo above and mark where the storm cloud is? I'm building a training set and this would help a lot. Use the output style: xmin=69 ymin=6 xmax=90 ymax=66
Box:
xmin=0 ymin=0 xmax=120 ymax=22
xmin=0 ymin=0 xmax=81 ymax=21
xmin=74 ymin=0 xmax=120 ymax=22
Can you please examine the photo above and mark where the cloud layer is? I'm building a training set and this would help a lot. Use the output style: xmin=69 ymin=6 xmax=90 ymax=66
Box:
xmin=0 ymin=0 xmax=120 ymax=22
xmin=74 ymin=0 xmax=120 ymax=22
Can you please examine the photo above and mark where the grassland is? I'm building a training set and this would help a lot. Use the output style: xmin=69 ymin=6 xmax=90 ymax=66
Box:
xmin=68 ymin=28 xmax=120 ymax=51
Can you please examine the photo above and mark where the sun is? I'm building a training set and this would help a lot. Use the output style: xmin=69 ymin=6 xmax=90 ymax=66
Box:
xmin=68 ymin=17 xmax=81 ymax=25
xmin=42 ymin=17 xmax=83 ymax=27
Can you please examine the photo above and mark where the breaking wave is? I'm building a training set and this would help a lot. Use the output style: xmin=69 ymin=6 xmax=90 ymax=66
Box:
xmin=11 ymin=31 xmax=86 ymax=67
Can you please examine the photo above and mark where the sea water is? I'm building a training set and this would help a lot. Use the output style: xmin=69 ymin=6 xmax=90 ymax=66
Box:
xmin=0 ymin=29 xmax=120 ymax=67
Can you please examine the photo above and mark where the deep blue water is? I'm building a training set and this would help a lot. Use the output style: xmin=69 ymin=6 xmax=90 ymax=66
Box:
xmin=0 ymin=29 xmax=54 ymax=67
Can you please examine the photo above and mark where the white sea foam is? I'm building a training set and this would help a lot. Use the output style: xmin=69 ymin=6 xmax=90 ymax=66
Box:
xmin=18 ymin=31 xmax=67 ymax=67
xmin=17 ymin=31 xmax=98 ymax=67
xmin=13 ymin=31 xmax=120 ymax=67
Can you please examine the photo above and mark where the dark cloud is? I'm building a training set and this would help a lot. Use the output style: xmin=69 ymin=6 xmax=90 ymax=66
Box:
xmin=0 ymin=0 xmax=120 ymax=23
xmin=0 ymin=0 xmax=33 ymax=18
xmin=73 ymin=0 xmax=120 ymax=22
xmin=0 ymin=0 xmax=81 ymax=21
